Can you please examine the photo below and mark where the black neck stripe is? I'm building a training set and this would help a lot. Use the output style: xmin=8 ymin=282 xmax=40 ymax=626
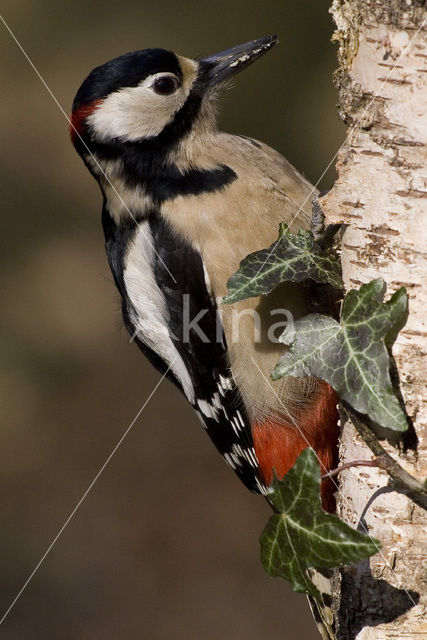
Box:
xmin=120 ymin=159 xmax=237 ymax=203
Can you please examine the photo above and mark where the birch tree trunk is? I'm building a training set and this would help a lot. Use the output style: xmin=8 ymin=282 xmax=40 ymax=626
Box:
xmin=321 ymin=1 xmax=427 ymax=638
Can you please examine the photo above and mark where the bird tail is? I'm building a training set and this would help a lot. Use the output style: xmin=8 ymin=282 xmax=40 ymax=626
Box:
xmin=307 ymin=569 xmax=336 ymax=640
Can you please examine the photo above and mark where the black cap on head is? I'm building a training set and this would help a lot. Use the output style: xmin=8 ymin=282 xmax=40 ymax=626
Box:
xmin=72 ymin=48 xmax=182 ymax=112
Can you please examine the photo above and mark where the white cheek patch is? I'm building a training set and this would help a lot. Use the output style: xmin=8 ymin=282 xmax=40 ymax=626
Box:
xmin=88 ymin=59 xmax=199 ymax=143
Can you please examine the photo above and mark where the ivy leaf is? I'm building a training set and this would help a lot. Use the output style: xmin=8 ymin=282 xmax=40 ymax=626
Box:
xmin=272 ymin=279 xmax=408 ymax=432
xmin=223 ymin=224 xmax=343 ymax=304
xmin=260 ymin=448 xmax=380 ymax=599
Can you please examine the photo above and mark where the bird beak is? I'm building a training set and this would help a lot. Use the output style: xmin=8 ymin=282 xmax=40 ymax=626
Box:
xmin=198 ymin=35 xmax=278 ymax=88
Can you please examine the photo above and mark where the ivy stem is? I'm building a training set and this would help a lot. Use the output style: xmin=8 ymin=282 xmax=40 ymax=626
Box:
xmin=322 ymin=456 xmax=387 ymax=480
xmin=342 ymin=403 xmax=427 ymax=511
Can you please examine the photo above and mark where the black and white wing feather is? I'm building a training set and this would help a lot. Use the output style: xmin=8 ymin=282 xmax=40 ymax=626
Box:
xmin=103 ymin=208 xmax=266 ymax=494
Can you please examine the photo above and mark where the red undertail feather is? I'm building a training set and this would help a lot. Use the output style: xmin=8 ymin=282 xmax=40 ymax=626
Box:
xmin=253 ymin=382 xmax=339 ymax=512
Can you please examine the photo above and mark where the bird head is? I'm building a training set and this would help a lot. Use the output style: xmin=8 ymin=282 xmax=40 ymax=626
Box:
xmin=70 ymin=36 xmax=278 ymax=154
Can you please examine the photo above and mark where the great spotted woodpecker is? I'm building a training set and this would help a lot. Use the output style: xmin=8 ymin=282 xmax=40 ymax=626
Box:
xmin=70 ymin=36 xmax=339 ymax=635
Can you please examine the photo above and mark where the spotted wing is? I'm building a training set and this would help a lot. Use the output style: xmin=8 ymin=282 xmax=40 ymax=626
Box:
xmin=103 ymin=208 xmax=267 ymax=494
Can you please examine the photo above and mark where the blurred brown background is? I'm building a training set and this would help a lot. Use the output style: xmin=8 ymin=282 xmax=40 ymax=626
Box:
xmin=1 ymin=1 xmax=344 ymax=638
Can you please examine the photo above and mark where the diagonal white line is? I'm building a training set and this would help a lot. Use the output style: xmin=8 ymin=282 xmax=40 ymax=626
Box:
xmin=249 ymin=18 xmax=426 ymax=283
xmin=0 ymin=365 xmax=172 ymax=626
xmin=0 ymin=14 xmax=177 ymax=285
xmin=250 ymin=356 xmax=418 ymax=607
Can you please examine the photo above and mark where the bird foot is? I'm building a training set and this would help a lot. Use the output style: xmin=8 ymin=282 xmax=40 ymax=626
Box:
xmin=311 ymin=193 xmax=341 ymax=249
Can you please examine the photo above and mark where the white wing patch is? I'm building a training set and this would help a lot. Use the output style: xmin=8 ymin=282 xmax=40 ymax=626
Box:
xmin=197 ymin=399 xmax=220 ymax=422
xmin=124 ymin=223 xmax=195 ymax=403
xmin=218 ymin=374 xmax=233 ymax=394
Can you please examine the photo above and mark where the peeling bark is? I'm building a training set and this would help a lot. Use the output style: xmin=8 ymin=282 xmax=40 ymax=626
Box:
xmin=321 ymin=1 xmax=427 ymax=638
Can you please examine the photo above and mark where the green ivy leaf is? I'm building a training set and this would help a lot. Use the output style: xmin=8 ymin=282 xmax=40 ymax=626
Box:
xmin=223 ymin=224 xmax=343 ymax=304
xmin=272 ymin=279 xmax=408 ymax=432
xmin=260 ymin=448 xmax=380 ymax=599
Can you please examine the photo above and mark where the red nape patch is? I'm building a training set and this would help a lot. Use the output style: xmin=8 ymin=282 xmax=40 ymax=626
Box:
xmin=69 ymin=99 xmax=102 ymax=144
xmin=253 ymin=382 xmax=339 ymax=512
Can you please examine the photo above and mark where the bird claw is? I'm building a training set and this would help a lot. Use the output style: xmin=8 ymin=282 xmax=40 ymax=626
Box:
xmin=311 ymin=196 xmax=326 ymax=242
xmin=311 ymin=194 xmax=341 ymax=249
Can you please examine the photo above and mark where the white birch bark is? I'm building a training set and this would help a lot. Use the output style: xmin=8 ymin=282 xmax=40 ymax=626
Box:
xmin=321 ymin=1 xmax=427 ymax=638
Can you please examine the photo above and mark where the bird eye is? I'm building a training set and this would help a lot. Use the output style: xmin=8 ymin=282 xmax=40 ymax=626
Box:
xmin=152 ymin=75 xmax=180 ymax=95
